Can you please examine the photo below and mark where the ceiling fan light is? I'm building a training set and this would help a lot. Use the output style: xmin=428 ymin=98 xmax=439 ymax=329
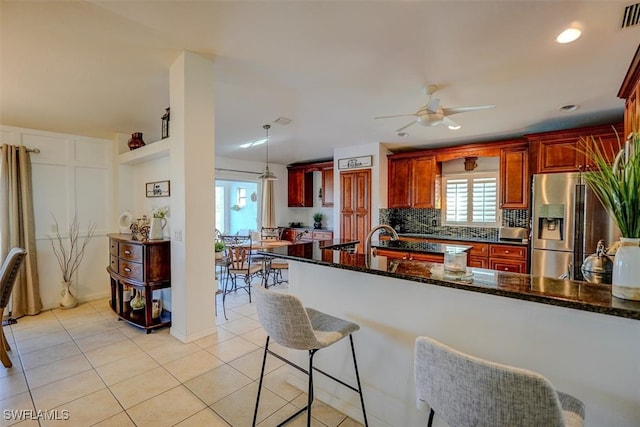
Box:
xmin=556 ymin=27 xmax=581 ymax=44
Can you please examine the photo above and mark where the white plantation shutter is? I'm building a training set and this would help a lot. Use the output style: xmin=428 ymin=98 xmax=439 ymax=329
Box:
xmin=443 ymin=174 xmax=498 ymax=226
xmin=471 ymin=177 xmax=497 ymax=223
xmin=445 ymin=179 xmax=468 ymax=222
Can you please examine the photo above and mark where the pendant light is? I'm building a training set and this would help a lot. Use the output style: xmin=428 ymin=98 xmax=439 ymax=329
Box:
xmin=257 ymin=124 xmax=277 ymax=180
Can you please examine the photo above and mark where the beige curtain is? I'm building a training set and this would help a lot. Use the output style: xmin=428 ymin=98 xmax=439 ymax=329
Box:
xmin=0 ymin=145 xmax=41 ymax=318
xmin=261 ymin=179 xmax=276 ymax=228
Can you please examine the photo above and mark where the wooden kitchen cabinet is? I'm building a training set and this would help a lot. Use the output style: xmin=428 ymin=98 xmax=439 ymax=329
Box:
xmin=287 ymin=166 xmax=314 ymax=207
xmin=618 ymin=44 xmax=639 ymax=138
xmin=388 ymin=154 xmax=440 ymax=208
xmin=488 ymin=243 xmax=528 ymax=273
xmin=341 ymin=169 xmax=371 ymax=252
xmin=499 ymin=143 xmax=529 ymax=209
xmin=527 ymin=123 xmax=623 ymax=174
xmin=283 ymin=228 xmax=333 ymax=242
xmin=374 ymin=248 xmax=444 ymax=263
xmin=322 ymin=165 xmax=334 ymax=207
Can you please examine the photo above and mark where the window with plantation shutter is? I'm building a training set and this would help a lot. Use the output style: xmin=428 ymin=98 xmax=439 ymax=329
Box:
xmin=443 ymin=173 xmax=499 ymax=226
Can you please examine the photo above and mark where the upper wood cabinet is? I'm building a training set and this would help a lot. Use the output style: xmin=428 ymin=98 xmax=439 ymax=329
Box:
xmin=527 ymin=123 xmax=624 ymax=174
xmin=388 ymin=154 xmax=440 ymax=208
xmin=499 ymin=142 xmax=529 ymax=209
xmin=618 ymin=44 xmax=639 ymax=137
xmin=287 ymin=161 xmax=333 ymax=207
xmin=287 ymin=166 xmax=314 ymax=207
xmin=321 ymin=165 xmax=334 ymax=207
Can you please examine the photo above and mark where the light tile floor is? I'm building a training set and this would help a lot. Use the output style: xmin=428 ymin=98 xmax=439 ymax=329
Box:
xmin=0 ymin=276 xmax=364 ymax=427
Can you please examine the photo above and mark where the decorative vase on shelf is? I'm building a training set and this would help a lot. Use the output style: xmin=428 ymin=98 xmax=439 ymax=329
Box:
xmin=149 ymin=217 xmax=167 ymax=240
xmin=127 ymin=132 xmax=145 ymax=151
xmin=59 ymin=281 xmax=77 ymax=309
xmin=130 ymin=289 xmax=145 ymax=311
xmin=612 ymin=237 xmax=640 ymax=301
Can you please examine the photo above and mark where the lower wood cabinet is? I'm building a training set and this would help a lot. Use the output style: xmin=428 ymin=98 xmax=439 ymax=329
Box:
xmin=395 ymin=236 xmax=528 ymax=273
xmin=108 ymin=234 xmax=171 ymax=333
xmin=489 ymin=244 xmax=528 ymax=273
xmin=374 ymin=248 xmax=444 ymax=263
xmin=283 ymin=228 xmax=333 ymax=242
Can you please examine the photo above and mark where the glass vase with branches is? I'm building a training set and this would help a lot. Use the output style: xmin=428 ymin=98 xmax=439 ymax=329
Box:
xmin=50 ymin=215 xmax=97 ymax=283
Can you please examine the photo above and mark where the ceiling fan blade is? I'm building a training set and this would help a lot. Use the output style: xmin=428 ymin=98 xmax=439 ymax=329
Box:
xmin=396 ymin=121 xmax=417 ymax=132
xmin=442 ymin=105 xmax=495 ymax=116
xmin=374 ymin=113 xmax=417 ymax=120
xmin=441 ymin=116 xmax=461 ymax=129
xmin=426 ymin=98 xmax=440 ymax=113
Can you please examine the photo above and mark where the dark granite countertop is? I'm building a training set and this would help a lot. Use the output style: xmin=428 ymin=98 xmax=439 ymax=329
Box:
xmin=370 ymin=240 xmax=471 ymax=254
xmin=259 ymin=240 xmax=640 ymax=321
xmin=398 ymin=233 xmax=529 ymax=246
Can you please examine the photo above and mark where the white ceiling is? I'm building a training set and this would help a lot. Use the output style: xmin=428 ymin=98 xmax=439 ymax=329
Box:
xmin=1 ymin=1 xmax=638 ymax=165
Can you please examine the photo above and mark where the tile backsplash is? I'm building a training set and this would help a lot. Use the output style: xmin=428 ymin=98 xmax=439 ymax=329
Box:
xmin=379 ymin=208 xmax=529 ymax=240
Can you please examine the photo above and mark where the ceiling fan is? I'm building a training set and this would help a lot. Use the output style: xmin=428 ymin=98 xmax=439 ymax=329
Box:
xmin=374 ymin=85 xmax=495 ymax=132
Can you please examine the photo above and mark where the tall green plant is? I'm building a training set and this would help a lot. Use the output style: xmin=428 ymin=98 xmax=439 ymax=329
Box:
xmin=579 ymin=128 xmax=640 ymax=238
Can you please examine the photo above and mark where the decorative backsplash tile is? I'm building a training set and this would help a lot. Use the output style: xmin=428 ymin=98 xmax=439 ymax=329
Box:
xmin=379 ymin=208 xmax=529 ymax=240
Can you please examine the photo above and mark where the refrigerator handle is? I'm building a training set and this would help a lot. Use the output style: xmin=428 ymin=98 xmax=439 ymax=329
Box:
xmin=559 ymin=262 xmax=573 ymax=280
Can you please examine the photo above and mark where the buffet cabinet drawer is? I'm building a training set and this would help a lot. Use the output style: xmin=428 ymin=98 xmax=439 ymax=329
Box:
xmin=118 ymin=260 xmax=144 ymax=281
xmin=110 ymin=240 xmax=118 ymax=255
xmin=489 ymin=244 xmax=527 ymax=259
xmin=119 ymin=243 xmax=143 ymax=262
xmin=489 ymin=259 xmax=527 ymax=273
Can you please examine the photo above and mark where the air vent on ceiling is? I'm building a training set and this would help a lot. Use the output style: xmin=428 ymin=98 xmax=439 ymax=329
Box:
xmin=273 ymin=117 xmax=292 ymax=126
xmin=621 ymin=3 xmax=640 ymax=28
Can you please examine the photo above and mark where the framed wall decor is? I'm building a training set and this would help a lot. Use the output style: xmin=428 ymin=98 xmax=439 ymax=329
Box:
xmin=146 ymin=180 xmax=170 ymax=197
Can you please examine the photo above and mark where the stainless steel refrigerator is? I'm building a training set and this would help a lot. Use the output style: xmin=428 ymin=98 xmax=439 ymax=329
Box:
xmin=531 ymin=172 xmax=619 ymax=280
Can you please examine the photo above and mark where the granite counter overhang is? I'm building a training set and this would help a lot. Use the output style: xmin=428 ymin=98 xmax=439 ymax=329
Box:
xmin=259 ymin=240 xmax=640 ymax=321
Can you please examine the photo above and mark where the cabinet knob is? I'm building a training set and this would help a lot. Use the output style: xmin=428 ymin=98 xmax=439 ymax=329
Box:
xmin=505 ymin=250 xmax=510 ymax=254
xmin=124 ymin=250 xmax=131 ymax=255
xmin=124 ymin=267 xmax=131 ymax=272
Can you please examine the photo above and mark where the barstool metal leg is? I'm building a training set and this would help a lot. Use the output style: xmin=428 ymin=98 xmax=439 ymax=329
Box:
xmin=307 ymin=350 xmax=316 ymax=427
xmin=349 ymin=334 xmax=369 ymax=427
xmin=252 ymin=337 xmax=270 ymax=426
xmin=427 ymin=408 xmax=435 ymax=427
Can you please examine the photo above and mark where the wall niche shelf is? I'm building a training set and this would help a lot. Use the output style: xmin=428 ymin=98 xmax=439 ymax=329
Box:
xmin=119 ymin=138 xmax=171 ymax=165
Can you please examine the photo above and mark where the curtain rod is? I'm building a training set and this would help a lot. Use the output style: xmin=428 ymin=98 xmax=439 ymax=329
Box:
xmin=26 ymin=147 xmax=40 ymax=153
xmin=215 ymin=168 xmax=260 ymax=175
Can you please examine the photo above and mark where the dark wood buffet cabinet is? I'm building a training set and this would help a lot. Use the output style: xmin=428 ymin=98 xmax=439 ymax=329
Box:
xmin=107 ymin=234 xmax=171 ymax=333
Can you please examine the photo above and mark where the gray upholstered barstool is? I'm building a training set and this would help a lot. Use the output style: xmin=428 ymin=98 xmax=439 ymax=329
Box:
xmin=252 ymin=285 xmax=368 ymax=427
xmin=414 ymin=336 xmax=585 ymax=427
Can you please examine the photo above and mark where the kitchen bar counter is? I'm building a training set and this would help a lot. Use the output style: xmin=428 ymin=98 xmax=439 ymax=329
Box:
xmin=262 ymin=240 xmax=640 ymax=320
xmin=261 ymin=240 xmax=640 ymax=427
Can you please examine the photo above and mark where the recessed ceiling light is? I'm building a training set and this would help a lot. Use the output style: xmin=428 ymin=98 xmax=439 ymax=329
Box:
xmin=556 ymin=27 xmax=582 ymax=44
xmin=397 ymin=132 xmax=408 ymax=137
xmin=448 ymin=124 xmax=461 ymax=130
xmin=558 ymin=104 xmax=579 ymax=113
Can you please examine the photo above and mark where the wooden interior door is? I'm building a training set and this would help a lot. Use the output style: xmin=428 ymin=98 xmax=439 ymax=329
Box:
xmin=340 ymin=169 xmax=371 ymax=253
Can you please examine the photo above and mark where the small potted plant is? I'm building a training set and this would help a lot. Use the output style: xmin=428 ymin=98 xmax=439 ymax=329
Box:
xmin=313 ymin=212 xmax=323 ymax=229
xmin=215 ymin=241 xmax=226 ymax=259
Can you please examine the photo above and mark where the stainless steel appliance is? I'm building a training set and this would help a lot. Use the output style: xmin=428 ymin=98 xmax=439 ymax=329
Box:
xmin=531 ymin=173 xmax=619 ymax=280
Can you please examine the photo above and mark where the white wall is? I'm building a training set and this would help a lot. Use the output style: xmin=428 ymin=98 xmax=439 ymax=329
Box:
xmin=0 ymin=125 xmax=113 ymax=309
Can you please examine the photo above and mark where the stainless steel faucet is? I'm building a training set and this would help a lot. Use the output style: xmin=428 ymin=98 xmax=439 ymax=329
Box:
xmin=365 ymin=224 xmax=399 ymax=268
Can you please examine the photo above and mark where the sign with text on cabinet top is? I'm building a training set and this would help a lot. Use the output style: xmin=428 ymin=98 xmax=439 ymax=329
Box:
xmin=338 ymin=155 xmax=372 ymax=170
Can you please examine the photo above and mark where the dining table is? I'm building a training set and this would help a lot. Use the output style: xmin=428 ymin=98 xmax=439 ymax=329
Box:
xmin=245 ymin=239 xmax=292 ymax=286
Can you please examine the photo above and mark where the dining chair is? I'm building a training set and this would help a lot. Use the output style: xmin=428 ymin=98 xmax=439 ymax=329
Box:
xmin=0 ymin=248 xmax=28 ymax=368
xmin=222 ymin=235 xmax=264 ymax=310
xmin=414 ymin=336 xmax=585 ymax=427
